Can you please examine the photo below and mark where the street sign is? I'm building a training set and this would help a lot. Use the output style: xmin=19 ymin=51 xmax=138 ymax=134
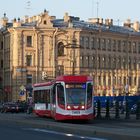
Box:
xmin=19 ymin=91 xmax=24 ymax=96
xmin=20 ymin=85 xmax=25 ymax=91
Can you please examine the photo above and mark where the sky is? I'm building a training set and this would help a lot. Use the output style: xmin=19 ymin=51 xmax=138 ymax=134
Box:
xmin=0 ymin=0 xmax=140 ymax=25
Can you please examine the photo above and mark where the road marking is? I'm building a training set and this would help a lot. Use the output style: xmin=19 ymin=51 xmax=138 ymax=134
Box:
xmin=25 ymin=128 xmax=107 ymax=140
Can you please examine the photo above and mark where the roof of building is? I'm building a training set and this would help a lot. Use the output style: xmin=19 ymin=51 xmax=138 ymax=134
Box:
xmin=52 ymin=19 xmax=140 ymax=36
xmin=0 ymin=12 xmax=140 ymax=36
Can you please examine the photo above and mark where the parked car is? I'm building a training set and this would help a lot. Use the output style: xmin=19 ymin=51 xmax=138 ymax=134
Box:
xmin=130 ymin=104 xmax=137 ymax=114
xmin=0 ymin=101 xmax=29 ymax=113
xmin=1 ymin=102 xmax=19 ymax=113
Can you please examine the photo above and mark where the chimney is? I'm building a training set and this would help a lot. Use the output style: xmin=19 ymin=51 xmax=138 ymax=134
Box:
xmin=124 ymin=19 xmax=131 ymax=28
xmin=1 ymin=13 xmax=8 ymax=27
xmin=13 ymin=17 xmax=21 ymax=27
xmin=23 ymin=15 xmax=29 ymax=23
xmin=133 ymin=21 xmax=140 ymax=32
xmin=64 ymin=12 xmax=69 ymax=22
xmin=109 ymin=19 xmax=113 ymax=25
xmin=99 ymin=18 xmax=103 ymax=24
xmin=88 ymin=18 xmax=99 ymax=24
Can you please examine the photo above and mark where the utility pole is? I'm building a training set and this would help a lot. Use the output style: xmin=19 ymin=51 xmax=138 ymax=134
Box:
xmin=96 ymin=1 xmax=99 ymax=18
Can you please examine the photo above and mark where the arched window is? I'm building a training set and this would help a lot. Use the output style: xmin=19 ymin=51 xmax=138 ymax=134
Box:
xmin=57 ymin=42 xmax=64 ymax=56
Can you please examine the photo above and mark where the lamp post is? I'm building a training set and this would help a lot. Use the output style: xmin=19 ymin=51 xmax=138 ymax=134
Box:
xmin=126 ymin=33 xmax=131 ymax=96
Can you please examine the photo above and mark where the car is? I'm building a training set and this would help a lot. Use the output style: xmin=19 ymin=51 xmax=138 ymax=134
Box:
xmin=130 ymin=104 xmax=137 ymax=114
xmin=1 ymin=102 xmax=19 ymax=113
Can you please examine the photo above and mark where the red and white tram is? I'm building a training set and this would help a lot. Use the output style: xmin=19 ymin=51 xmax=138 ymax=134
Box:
xmin=33 ymin=75 xmax=94 ymax=121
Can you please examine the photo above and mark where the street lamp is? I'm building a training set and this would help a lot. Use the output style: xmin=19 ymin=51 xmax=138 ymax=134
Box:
xmin=125 ymin=33 xmax=131 ymax=95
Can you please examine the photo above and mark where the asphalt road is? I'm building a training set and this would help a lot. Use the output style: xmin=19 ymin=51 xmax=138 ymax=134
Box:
xmin=0 ymin=113 xmax=140 ymax=140
xmin=0 ymin=118 xmax=107 ymax=140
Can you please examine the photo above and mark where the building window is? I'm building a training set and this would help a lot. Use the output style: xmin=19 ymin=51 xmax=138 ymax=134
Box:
xmin=108 ymin=76 xmax=111 ymax=85
xmin=118 ymin=40 xmax=121 ymax=52
xmin=26 ymin=55 xmax=32 ymax=66
xmin=129 ymin=76 xmax=132 ymax=86
xmin=107 ymin=39 xmax=111 ymax=51
xmin=27 ymin=36 xmax=32 ymax=46
xmin=124 ymin=77 xmax=126 ymax=85
xmin=80 ymin=36 xmax=84 ymax=48
xmin=26 ymin=74 xmax=32 ymax=85
xmin=97 ymin=38 xmax=101 ymax=50
xmin=112 ymin=57 xmax=116 ymax=69
xmin=85 ymin=37 xmax=89 ymax=49
xmin=133 ymin=59 xmax=136 ymax=70
xmin=118 ymin=77 xmax=121 ymax=85
xmin=80 ymin=55 xmax=84 ymax=68
xmin=103 ymin=76 xmax=106 ymax=86
xmin=117 ymin=57 xmax=121 ymax=69
xmin=102 ymin=56 xmax=105 ymax=68
xmin=1 ymin=41 xmax=3 ymax=50
xmin=102 ymin=38 xmax=106 ymax=50
xmin=98 ymin=56 xmax=101 ymax=69
xmin=108 ymin=56 xmax=111 ymax=68
xmin=86 ymin=56 xmax=90 ymax=67
xmin=138 ymin=42 xmax=140 ymax=53
xmin=91 ymin=37 xmax=95 ymax=49
xmin=92 ymin=56 xmax=96 ymax=68
xmin=128 ymin=41 xmax=131 ymax=53
xmin=1 ymin=60 xmax=3 ymax=68
xmin=57 ymin=42 xmax=64 ymax=56
xmin=129 ymin=57 xmax=131 ymax=69
xmin=122 ymin=40 xmax=126 ymax=52
xmin=132 ymin=42 xmax=137 ymax=53
xmin=44 ymin=20 xmax=47 ymax=24
xmin=112 ymin=40 xmax=116 ymax=51
xmin=123 ymin=57 xmax=126 ymax=69
xmin=134 ymin=77 xmax=136 ymax=85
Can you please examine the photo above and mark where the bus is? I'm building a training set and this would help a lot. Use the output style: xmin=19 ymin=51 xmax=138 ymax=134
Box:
xmin=33 ymin=75 xmax=94 ymax=121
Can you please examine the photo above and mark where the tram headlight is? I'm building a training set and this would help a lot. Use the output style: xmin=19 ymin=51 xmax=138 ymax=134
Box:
xmin=67 ymin=105 xmax=71 ymax=110
xmin=81 ymin=105 xmax=85 ymax=109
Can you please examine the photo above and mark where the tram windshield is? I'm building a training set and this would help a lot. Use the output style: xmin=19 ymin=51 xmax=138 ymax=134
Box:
xmin=65 ymin=83 xmax=86 ymax=105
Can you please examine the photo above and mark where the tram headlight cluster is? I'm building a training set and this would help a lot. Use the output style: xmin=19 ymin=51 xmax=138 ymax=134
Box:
xmin=67 ymin=105 xmax=85 ymax=110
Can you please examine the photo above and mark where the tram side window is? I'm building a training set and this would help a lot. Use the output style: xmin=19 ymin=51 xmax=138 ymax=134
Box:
xmin=87 ymin=83 xmax=93 ymax=104
xmin=57 ymin=84 xmax=65 ymax=105
xmin=34 ymin=91 xmax=38 ymax=103
xmin=34 ymin=91 xmax=42 ymax=103
xmin=46 ymin=90 xmax=50 ymax=103
xmin=43 ymin=90 xmax=50 ymax=108
xmin=40 ymin=90 xmax=44 ymax=103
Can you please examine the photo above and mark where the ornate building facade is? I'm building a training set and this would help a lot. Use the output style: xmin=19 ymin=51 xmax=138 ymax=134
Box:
xmin=0 ymin=10 xmax=140 ymax=101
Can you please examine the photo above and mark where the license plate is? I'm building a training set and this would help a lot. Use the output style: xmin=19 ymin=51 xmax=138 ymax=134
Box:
xmin=72 ymin=110 xmax=80 ymax=115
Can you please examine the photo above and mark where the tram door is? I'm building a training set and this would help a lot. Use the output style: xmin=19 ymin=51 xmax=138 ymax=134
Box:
xmin=51 ymin=85 xmax=56 ymax=118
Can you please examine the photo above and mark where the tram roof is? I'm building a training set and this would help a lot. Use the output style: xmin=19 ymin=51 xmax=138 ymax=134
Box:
xmin=33 ymin=75 xmax=92 ymax=87
xmin=55 ymin=75 xmax=93 ymax=83
xmin=33 ymin=81 xmax=54 ymax=87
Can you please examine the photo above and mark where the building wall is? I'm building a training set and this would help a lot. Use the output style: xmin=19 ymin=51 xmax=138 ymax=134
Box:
xmin=0 ymin=11 xmax=140 ymax=101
